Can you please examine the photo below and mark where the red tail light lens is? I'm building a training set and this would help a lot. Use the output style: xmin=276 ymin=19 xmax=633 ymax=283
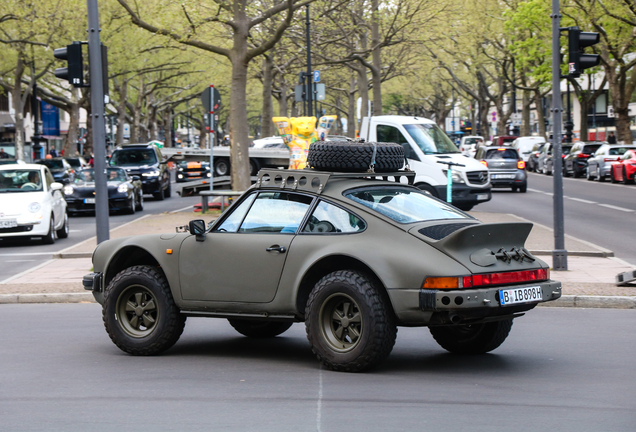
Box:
xmin=604 ymin=157 xmax=618 ymax=162
xmin=578 ymin=153 xmax=590 ymax=158
xmin=425 ymin=269 xmax=549 ymax=290
xmin=517 ymin=160 xmax=526 ymax=169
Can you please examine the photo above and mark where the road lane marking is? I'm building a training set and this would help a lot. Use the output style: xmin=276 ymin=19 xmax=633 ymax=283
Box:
xmin=567 ymin=197 xmax=597 ymax=204
xmin=6 ymin=260 xmax=35 ymax=262
xmin=597 ymin=203 xmax=634 ymax=213
xmin=169 ymin=205 xmax=194 ymax=214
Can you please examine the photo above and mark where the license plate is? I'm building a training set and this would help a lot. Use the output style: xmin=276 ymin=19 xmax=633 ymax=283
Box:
xmin=499 ymin=286 xmax=543 ymax=306
xmin=189 ymin=171 xmax=201 ymax=175
xmin=0 ymin=219 xmax=17 ymax=228
xmin=84 ymin=198 xmax=95 ymax=204
xmin=491 ymin=174 xmax=515 ymax=179
xmin=476 ymin=194 xmax=489 ymax=200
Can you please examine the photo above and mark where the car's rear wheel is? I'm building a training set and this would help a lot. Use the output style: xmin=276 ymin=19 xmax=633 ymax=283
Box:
xmin=42 ymin=215 xmax=55 ymax=244
xmin=305 ymin=270 xmax=397 ymax=372
xmin=228 ymin=319 xmax=293 ymax=338
xmin=56 ymin=211 xmax=69 ymax=238
xmin=103 ymin=265 xmax=186 ymax=355
xmin=214 ymin=158 xmax=230 ymax=177
xmin=511 ymin=186 xmax=518 ymax=192
xmin=429 ymin=319 xmax=513 ymax=354
xmin=519 ymin=184 xmax=527 ymax=193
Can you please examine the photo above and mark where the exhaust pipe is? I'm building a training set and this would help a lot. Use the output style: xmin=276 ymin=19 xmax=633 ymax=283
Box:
xmin=449 ymin=313 xmax=462 ymax=324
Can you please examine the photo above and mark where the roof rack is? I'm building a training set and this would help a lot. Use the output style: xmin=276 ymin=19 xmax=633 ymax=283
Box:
xmin=255 ymin=168 xmax=415 ymax=194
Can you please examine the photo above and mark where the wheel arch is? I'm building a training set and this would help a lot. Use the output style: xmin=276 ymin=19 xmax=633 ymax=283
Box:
xmin=295 ymin=254 xmax=392 ymax=319
xmin=104 ymin=246 xmax=164 ymax=289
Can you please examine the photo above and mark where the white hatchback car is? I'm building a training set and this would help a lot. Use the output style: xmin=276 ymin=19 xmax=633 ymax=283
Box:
xmin=0 ymin=163 xmax=69 ymax=244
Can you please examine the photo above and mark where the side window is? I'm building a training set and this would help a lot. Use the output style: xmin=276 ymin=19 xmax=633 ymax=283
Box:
xmin=239 ymin=192 xmax=313 ymax=233
xmin=376 ymin=124 xmax=418 ymax=161
xmin=302 ymin=201 xmax=366 ymax=234
xmin=215 ymin=193 xmax=257 ymax=232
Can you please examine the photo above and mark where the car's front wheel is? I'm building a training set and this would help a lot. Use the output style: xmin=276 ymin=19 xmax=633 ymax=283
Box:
xmin=429 ymin=319 xmax=513 ymax=354
xmin=103 ymin=265 xmax=186 ymax=355
xmin=305 ymin=270 xmax=397 ymax=372
xmin=228 ymin=319 xmax=293 ymax=338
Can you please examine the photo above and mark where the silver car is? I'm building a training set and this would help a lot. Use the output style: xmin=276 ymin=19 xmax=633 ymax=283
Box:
xmin=586 ymin=144 xmax=636 ymax=181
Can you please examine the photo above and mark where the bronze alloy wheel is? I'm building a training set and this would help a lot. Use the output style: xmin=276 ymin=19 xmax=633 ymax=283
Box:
xmin=115 ymin=284 xmax=159 ymax=338
xmin=319 ymin=292 xmax=363 ymax=352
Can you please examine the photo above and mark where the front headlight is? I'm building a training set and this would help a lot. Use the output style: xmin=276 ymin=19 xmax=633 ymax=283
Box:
xmin=117 ymin=184 xmax=129 ymax=193
xmin=445 ymin=170 xmax=465 ymax=184
xmin=142 ymin=170 xmax=160 ymax=177
xmin=28 ymin=202 xmax=41 ymax=213
xmin=177 ymin=174 xmax=183 ymax=179
xmin=63 ymin=185 xmax=74 ymax=196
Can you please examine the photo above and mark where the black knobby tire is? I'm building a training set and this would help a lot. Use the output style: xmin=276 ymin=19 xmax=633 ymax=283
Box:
xmin=42 ymin=215 xmax=55 ymax=244
xmin=228 ymin=319 xmax=293 ymax=338
xmin=305 ymin=270 xmax=397 ymax=372
xmin=429 ymin=319 xmax=513 ymax=354
xmin=102 ymin=265 xmax=186 ymax=356
xmin=56 ymin=212 xmax=69 ymax=238
xmin=307 ymin=141 xmax=405 ymax=173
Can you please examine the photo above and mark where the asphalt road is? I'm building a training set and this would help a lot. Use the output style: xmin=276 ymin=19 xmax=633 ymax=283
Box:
xmin=476 ymin=171 xmax=636 ymax=265
xmin=0 ymin=182 xmax=201 ymax=282
xmin=0 ymin=305 xmax=634 ymax=431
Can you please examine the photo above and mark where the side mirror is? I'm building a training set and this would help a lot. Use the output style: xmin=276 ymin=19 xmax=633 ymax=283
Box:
xmin=50 ymin=182 xmax=63 ymax=191
xmin=189 ymin=219 xmax=206 ymax=242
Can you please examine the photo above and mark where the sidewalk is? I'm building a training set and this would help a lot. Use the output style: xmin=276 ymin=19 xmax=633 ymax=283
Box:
xmin=1 ymin=210 xmax=634 ymax=308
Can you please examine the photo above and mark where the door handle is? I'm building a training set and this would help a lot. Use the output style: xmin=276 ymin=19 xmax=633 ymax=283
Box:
xmin=266 ymin=245 xmax=286 ymax=253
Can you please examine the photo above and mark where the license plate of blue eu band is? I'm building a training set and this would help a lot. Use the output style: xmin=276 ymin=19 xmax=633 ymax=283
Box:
xmin=84 ymin=198 xmax=95 ymax=204
xmin=499 ymin=286 xmax=543 ymax=306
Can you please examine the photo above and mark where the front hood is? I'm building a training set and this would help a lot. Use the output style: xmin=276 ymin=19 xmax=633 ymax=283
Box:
xmin=409 ymin=221 xmax=547 ymax=274
xmin=0 ymin=191 xmax=47 ymax=217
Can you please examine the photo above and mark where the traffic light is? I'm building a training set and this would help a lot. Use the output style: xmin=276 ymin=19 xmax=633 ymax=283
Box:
xmin=53 ymin=42 xmax=84 ymax=86
xmin=568 ymin=27 xmax=600 ymax=78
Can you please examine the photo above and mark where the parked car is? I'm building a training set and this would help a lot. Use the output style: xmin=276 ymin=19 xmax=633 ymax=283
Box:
xmin=176 ymin=161 xmax=211 ymax=183
xmin=64 ymin=156 xmax=89 ymax=171
xmin=475 ymin=146 xmax=527 ymax=192
xmin=251 ymin=136 xmax=286 ymax=148
xmin=0 ymin=163 xmax=69 ymax=243
xmin=86 ymin=158 xmax=561 ymax=372
xmin=35 ymin=157 xmax=75 ymax=184
xmin=586 ymin=144 xmax=636 ymax=182
xmin=491 ymin=136 xmax=517 ymax=147
xmin=609 ymin=149 xmax=636 ymax=184
xmin=63 ymin=167 xmax=143 ymax=215
xmin=511 ymin=137 xmax=546 ymax=164
xmin=459 ymin=135 xmax=484 ymax=158
xmin=526 ymin=142 xmax=546 ymax=172
xmin=538 ymin=143 xmax=573 ymax=175
xmin=563 ymin=142 xmax=602 ymax=178
xmin=109 ymin=143 xmax=170 ymax=200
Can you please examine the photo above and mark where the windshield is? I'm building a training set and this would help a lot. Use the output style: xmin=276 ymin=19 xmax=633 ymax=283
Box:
xmin=344 ymin=186 xmax=469 ymax=224
xmin=0 ymin=169 xmax=43 ymax=192
xmin=464 ymin=138 xmax=482 ymax=145
xmin=403 ymin=123 xmax=459 ymax=155
xmin=76 ymin=169 xmax=95 ymax=183
xmin=38 ymin=159 xmax=64 ymax=170
xmin=110 ymin=149 xmax=157 ymax=167
xmin=65 ymin=158 xmax=82 ymax=168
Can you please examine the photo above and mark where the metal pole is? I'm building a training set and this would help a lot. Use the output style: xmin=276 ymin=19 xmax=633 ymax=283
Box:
xmin=87 ymin=0 xmax=109 ymax=243
xmin=305 ymin=5 xmax=313 ymax=117
xmin=565 ymin=79 xmax=572 ymax=143
xmin=551 ymin=0 xmax=567 ymax=270
xmin=209 ymin=84 xmax=215 ymax=192
xmin=591 ymin=74 xmax=596 ymax=130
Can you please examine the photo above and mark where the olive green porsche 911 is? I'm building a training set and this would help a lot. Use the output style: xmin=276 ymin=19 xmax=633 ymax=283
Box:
xmin=85 ymin=143 xmax=561 ymax=372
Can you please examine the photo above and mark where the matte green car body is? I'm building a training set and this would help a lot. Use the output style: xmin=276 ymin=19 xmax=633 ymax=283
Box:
xmin=88 ymin=169 xmax=561 ymax=328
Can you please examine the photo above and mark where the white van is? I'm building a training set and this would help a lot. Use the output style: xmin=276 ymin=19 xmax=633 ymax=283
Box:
xmin=360 ymin=116 xmax=491 ymax=211
xmin=511 ymin=136 xmax=547 ymax=163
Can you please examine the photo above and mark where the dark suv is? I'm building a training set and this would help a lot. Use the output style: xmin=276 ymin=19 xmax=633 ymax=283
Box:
xmin=109 ymin=144 xmax=171 ymax=200
xmin=563 ymin=142 xmax=602 ymax=178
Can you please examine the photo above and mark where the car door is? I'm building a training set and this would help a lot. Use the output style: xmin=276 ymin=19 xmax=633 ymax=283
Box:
xmin=178 ymin=191 xmax=314 ymax=303
xmin=44 ymin=168 xmax=64 ymax=224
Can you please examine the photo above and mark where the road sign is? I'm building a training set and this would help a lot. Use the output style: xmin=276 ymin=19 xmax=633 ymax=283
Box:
xmin=201 ymin=87 xmax=221 ymax=112
xmin=313 ymin=70 xmax=320 ymax=83
xmin=315 ymin=83 xmax=325 ymax=100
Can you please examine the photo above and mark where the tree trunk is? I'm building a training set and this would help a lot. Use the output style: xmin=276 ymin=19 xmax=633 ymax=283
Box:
xmin=521 ymin=90 xmax=530 ymax=137
xmin=230 ymin=56 xmax=251 ymax=191
xmin=603 ymin=55 xmax=636 ymax=143
xmin=164 ymin=108 xmax=173 ymax=147
xmin=291 ymin=100 xmax=298 ymax=117
xmin=115 ymin=79 xmax=127 ymax=145
xmin=12 ymin=57 xmax=25 ymax=161
xmin=279 ymin=81 xmax=288 ymax=117
xmin=534 ymin=91 xmax=547 ymax=139
xmin=198 ymin=116 xmax=207 ymax=148
xmin=358 ymin=66 xmax=369 ymax=121
xmin=63 ymin=96 xmax=80 ymax=156
xmin=370 ymin=0 xmax=382 ymax=115
xmin=348 ymin=74 xmax=357 ymax=138
xmin=261 ymin=55 xmax=274 ymax=137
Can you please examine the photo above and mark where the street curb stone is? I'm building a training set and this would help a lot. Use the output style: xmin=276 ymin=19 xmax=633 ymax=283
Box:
xmin=0 ymin=293 xmax=95 ymax=304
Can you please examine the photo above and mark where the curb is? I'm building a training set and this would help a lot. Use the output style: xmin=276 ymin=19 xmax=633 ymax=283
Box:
xmin=53 ymin=252 xmax=93 ymax=259
xmin=1 ymin=293 xmax=635 ymax=308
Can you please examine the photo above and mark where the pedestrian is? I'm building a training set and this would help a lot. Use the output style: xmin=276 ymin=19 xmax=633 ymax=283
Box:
xmin=49 ymin=148 xmax=58 ymax=157
xmin=607 ymin=131 xmax=617 ymax=144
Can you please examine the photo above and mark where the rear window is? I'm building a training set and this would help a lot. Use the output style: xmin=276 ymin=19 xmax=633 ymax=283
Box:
xmin=582 ymin=145 xmax=601 ymax=154
xmin=609 ymin=147 xmax=636 ymax=156
xmin=485 ymin=149 xmax=518 ymax=159
xmin=344 ymin=186 xmax=469 ymax=224
xmin=110 ymin=149 xmax=158 ymax=166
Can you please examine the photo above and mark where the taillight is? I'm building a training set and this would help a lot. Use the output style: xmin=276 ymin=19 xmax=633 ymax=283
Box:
xmin=423 ymin=269 xmax=549 ymax=290
xmin=480 ymin=160 xmax=488 ymax=167
xmin=517 ymin=160 xmax=525 ymax=169
xmin=604 ymin=157 xmax=618 ymax=162
xmin=561 ymin=154 xmax=566 ymax=158
xmin=578 ymin=153 xmax=590 ymax=158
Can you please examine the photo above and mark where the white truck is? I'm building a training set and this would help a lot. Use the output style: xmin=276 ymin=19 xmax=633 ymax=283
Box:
xmin=359 ymin=115 xmax=491 ymax=211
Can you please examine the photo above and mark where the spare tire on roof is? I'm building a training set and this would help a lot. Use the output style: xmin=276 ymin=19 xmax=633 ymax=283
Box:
xmin=307 ymin=141 xmax=405 ymax=173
